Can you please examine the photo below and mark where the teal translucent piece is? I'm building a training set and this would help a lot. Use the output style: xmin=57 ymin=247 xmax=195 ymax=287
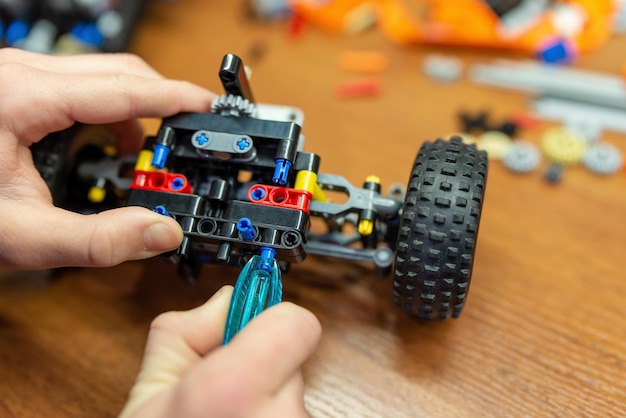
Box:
xmin=223 ymin=252 xmax=282 ymax=344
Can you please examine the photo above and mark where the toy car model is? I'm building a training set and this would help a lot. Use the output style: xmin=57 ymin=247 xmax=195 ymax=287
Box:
xmin=32 ymin=53 xmax=488 ymax=321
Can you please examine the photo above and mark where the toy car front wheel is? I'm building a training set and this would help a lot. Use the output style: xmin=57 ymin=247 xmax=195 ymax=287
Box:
xmin=393 ymin=137 xmax=488 ymax=319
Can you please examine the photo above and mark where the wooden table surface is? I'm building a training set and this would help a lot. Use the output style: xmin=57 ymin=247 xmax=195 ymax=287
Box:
xmin=2 ymin=2 xmax=626 ymax=417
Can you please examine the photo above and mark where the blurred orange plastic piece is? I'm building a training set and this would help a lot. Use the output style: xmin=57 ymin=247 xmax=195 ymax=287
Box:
xmin=509 ymin=111 xmax=541 ymax=130
xmin=338 ymin=50 xmax=389 ymax=74
xmin=291 ymin=0 xmax=374 ymax=33
xmin=292 ymin=0 xmax=617 ymax=55
xmin=287 ymin=10 xmax=308 ymax=38
xmin=336 ymin=78 xmax=381 ymax=98
xmin=377 ymin=0 xmax=616 ymax=54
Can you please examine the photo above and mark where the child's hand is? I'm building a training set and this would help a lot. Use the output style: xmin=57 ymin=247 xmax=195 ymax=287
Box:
xmin=119 ymin=286 xmax=322 ymax=418
xmin=0 ymin=48 xmax=214 ymax=269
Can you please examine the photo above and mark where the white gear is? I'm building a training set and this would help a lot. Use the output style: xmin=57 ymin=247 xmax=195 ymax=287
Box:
xmin=477 ymin=131 xmax=512 ymax=160
xmin=211 ymin=94 xmax=256 ymax=117
xmin=502 ymin=140 xmax=541 ymax=173
xmin=582 ymin=143 xmax=623 ymax=175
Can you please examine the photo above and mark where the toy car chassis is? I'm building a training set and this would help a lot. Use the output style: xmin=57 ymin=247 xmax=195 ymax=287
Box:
xmin=32 ymin=54 xmax=488 ymax=320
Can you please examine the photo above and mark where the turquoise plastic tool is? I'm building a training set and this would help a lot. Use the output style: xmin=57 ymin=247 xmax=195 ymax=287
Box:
xmin=223 ymin=247 xmax=282 ymax=344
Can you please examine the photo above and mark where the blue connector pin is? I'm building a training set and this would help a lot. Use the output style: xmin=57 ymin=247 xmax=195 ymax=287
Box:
xmin=237 ymin=217 xmax=256 ymax=241
xmin=272 ymin=158 xmax=292 ymax=185
xmin=153 ymin=205 xmax=172 ymax=217
xmin=151 ymin=144 xmax=171 ymax=169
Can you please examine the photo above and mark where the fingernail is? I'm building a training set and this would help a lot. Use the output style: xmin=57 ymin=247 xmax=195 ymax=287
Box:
xmin=195 ymin=286 xmax=233 ymax=314
xmin=208 ymin=285 xmax=233 ymax=302
xmin=143 ymin=221 xmax=182 ymax=252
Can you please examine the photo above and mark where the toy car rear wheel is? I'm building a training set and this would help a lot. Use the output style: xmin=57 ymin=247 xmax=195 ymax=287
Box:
xmin=393 ymin=137 xmax=488 ymax=319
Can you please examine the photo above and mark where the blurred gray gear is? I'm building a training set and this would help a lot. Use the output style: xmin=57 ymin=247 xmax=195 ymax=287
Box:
xmin=563 ymin=119 xmax=601 ymax=143
xmin=502 ymin=140 xmax=541 ymax=173
xmin=582 ymin=143 xmax=623 ymax=175
xmin=211 ymin=94 xmax=256 ymax=117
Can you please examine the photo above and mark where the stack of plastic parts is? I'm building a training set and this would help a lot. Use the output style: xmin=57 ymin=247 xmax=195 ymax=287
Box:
xmin=470 ymin=58 xmax=626 ymax=181
xmin=450 ymin=127 xmax=543 ymax=175
xmin=470 ymin=59 xmax=626 ymax=137
xmin=289 ymin=0 xmax=620 ymax=61
xmin=289 ymin=0 xmax=377 ymax=34
xmin=539 ymin=127 xmax=623 ymax=179
xmin=0 ymin=0 xmax=146 ymax=53
xmin=455 ymin=111 xmax=528 ymax=168
xmin=455 ymin=111 xmax=624 ymax=181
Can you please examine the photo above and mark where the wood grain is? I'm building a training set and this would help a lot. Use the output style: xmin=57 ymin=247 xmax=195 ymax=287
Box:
xmin=1 ymin=1 xmax=626 ymax=417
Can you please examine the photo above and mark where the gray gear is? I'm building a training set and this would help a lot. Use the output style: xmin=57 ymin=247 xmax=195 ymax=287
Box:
xmin=582 ymin=143 xmax=623 ymax=175
xmin=211 ymin=94 xmax=256 ymax=117
xmin=502 ymin=140 xmax=541 ymax=173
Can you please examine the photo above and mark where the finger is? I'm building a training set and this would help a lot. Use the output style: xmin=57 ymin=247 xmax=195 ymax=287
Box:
xmin=266 ymin=372 xmax=310 ymax=418
xmin=229 ymin=302 xmax=321 ymax=391
xmin=0 ymin=47 xmax=164 ymax=78
xmin=201 ymin=303 xmax=322 ymax=394
xmin=108 ymin=119 xmax=145 ymax=155
xmin=0 ymin=63 xmax=214 ymax=145
xmin=164 ymin=305 xmax=320 ymax=417
xmin=145 ymin=285 xmax=234 ymax=359
xmin=119 ymin=287 xmax=233 ymax=418
xmin=0 ymin=204 xmax=184 ymax=269
xmin=173 ymin=372 xmax=309 ymax=418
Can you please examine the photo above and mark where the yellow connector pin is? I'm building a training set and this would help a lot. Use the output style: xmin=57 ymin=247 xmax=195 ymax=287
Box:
xmin=295 ymin=170 xmax=328 ymax=202
xmin=88 ymin=186 xmax=106 ymax=203
xmin=358 ymin=219 xmax=374 ymax=236
xmin=365 ymin=174 xmax=380 ymax=184
xmin=135 ymin=150 xmax=156 ymax=172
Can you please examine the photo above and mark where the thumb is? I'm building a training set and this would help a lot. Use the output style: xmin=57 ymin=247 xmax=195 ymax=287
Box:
xmin=119 ymin=286 xmax=233 ymax=418
xmin=0 ymin=205 xmax=183 ymax=269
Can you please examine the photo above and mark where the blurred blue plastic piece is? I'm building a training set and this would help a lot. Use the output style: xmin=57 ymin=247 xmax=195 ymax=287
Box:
xmin=6 ymin=20 xmax=29 ymax=45
xmin=223 ymin=247 xmax=282 ymax=345
xmin=251 ymin=0 xmax=292 ymax=19
xmin=538 ymin=40 xmax=573 ymax=64
xmin=70 ymin=22 xmax=104 ymax=47
xmin=153 ymin=205 xmax=171 ymax=217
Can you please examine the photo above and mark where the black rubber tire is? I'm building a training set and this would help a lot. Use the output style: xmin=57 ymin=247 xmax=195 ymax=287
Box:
xmin=393 ymin=137 xmax=488 ymax=319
